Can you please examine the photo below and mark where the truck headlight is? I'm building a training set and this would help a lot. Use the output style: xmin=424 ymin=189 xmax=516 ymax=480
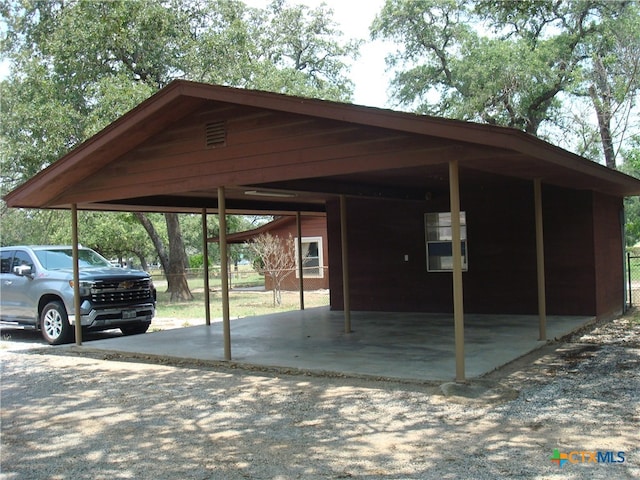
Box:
xmin=69 ymin=280 xmax=94 ymax=297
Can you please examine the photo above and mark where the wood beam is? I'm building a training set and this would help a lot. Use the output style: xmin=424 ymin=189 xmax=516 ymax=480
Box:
xmin=340 ymin=195 xmax=352 ymax=333
xmin=296 ymin=212 xmax=305 ymax=311
xmin=534 ymin=179 xmax=547 ymax=341
xmin=252 ymin=179 xmax=432 ymax=202
xmin=449 ymin=160 xmax=465 ymax=382
xmin=71 ymin=204 xmax=83 ymax=346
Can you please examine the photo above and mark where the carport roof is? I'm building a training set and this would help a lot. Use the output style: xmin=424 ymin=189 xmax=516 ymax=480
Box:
xmin=5 ymin=79 xmax=640 ymax=213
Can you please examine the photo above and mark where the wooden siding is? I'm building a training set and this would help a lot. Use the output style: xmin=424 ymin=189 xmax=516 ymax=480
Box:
xmin=327 ymin=181 xmax=622 ymax=318
xmin=262 ymin=216 xmax=330 ymax=291
xmin=592 ymin=192 xmax=624 ymax=318
xmin=542 ymin=186 xmax=597 ymax=316
xmin=51 ymin=102 xmax=460 ymax=206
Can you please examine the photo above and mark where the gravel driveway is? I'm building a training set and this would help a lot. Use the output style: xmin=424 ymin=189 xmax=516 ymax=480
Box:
xmin=1 ymin=314 xmax=638 ymax=479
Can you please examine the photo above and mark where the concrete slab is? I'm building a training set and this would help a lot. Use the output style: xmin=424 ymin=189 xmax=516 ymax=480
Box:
xmin=80 ymin=307 xmax=593 ymax=382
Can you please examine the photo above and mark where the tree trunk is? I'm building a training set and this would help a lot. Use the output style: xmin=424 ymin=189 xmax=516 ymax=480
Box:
xmin=133 ymin=212 xmax=193 ymax=301
xmin=135 ymin=253 xmax=148 ymax=271
xmin=590 ymin=56 xmax=616 ymax=169
xmin=133 ymin=212 xmax=169 ymax=271
xmin=165 ymin=213 xmax=193 ymax=301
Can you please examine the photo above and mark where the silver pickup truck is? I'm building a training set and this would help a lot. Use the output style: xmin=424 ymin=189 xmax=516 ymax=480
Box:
xmin=0 ymin=245 xmax=156 ymax=344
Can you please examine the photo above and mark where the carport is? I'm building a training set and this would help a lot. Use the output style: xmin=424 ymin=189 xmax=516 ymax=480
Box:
xmin=81 ymin=308 xmax=591 ymax=382
xmin=5 ymin=80 xmax=640 ymax=382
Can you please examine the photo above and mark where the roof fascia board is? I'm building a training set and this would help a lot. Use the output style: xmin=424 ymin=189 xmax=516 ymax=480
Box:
xmin=6 ymin=80 xmax=640 ymax=209
xmin=3 ymin=82 xmax=200 ymax=207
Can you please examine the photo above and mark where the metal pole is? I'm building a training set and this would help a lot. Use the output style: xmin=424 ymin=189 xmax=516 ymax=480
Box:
xmin=71 ymin=204 xmax=83 ymax=346
xmin=218 ymin=187 xmax=231 ymax=360
xmin=449 ymin=160 xmax=465 ymax=382
xmin=534 ymin=179 xmax=547 ymax=341
xmin=340 ymin=195 xmax=351 ymax=333
xmin=628 ymin=251 xmax=632 ymax=308
xmin=296 ymin=212 xmax=305 ymax=310
xmin=202 ymin=209 xmax=211 ymax=326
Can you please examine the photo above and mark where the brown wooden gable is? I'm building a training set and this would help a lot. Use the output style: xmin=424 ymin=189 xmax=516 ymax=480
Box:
xmin=5 ymin=79 xmax=640 ymax=213
xmin=49 ymin=100 xmax=469 ymax=210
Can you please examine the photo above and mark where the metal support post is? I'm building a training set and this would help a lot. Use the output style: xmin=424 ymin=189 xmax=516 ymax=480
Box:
xmin=218 ymin=187 xmax=231 ymax=360
xmin=202 ymin=209 xmax=211 ymax=326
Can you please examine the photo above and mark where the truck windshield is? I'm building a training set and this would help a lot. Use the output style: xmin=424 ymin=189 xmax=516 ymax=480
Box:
xmin=35 ymin=248 xmax=111 ymax=270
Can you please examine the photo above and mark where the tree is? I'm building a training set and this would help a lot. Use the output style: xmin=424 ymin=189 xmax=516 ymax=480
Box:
xmin=246 ymin=233 xmax=296 ymax=306
xmin=581 ymin=4 xmax=640 ymax=168
xmin=0 ymin=208 xmax=71 ymax=246
xmin=190 ymin=0 xmax=360 ymax=101
xmin=621 ymin=135 xmax=640 ymax=246
xmin=371 ymin=0 xmax=639 ymax=163
xmin=1 ymin=0 xmax=358 ymax=300
xmin=77 ymin=212 xmax=156 ymax=268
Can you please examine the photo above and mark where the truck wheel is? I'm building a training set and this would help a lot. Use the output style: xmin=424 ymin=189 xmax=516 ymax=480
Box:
xmin=120 ymin=322 xmax=151 ymax=336
xmin=40 ymin=301 xmax=73 ymax=345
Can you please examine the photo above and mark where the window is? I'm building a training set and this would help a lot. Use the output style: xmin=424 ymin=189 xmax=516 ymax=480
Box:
xmin=425 ymin=212 xmax=468 ymax=272
xmin=1 ymin=250 xmax=13 ymax=274
xmin=34 ymin=248 xmax=110 ymax=270
xmin=12 ymin=250 xmax=35 ymax=273
xmin=295 ymin=237 xmax=324 ymax=278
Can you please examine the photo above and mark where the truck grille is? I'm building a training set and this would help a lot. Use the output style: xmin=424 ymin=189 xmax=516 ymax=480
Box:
xmin=90 ymin=278 xmax=152 ymax=305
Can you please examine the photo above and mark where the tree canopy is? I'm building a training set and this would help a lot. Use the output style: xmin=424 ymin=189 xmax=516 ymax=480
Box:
xmin=0 ymin=0 xmax=359 ymax=299
xmin=1 ymin=0 xmax=359 ymax=193
xmin=371 ymin=0 xmax=640 ymax=167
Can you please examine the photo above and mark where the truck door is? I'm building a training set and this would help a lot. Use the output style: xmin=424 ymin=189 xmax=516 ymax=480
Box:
xmin=0 ymin=249 xmax=16 ymax=319
xmin=1 ymin=250 xmax=38 ymax=323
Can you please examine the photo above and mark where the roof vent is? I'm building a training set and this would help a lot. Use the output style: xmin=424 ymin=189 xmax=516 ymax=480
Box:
xmin=205 ymin=121 xmax=226 ymax=147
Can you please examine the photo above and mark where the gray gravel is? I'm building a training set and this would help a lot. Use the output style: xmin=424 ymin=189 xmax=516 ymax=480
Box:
xmin=1 ymin=314 xmax=639 ymax=479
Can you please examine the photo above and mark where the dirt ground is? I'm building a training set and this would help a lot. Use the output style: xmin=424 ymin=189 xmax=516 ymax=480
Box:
xmin=1 ymin=313 xmax=638 ymax=479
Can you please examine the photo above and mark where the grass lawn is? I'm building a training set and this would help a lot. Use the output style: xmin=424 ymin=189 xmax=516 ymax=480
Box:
xmin=153 ymin=276 xmax=329 ymax=321
xmin=629 ymin=253 xmax=640 ymax=273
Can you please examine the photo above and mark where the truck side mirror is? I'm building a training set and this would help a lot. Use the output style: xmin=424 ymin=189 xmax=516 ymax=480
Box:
xmin=13 ymin=264 xmax=33 ymax=277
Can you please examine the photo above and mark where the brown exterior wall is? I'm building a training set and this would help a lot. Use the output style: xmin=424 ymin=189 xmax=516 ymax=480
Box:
xmin=327 ymin=181 xmax=624 ymax=318
xmin=592 ymin=192 xmax=624 ymax=319
xmin=541 ymin=186 xmax=597 ymax=316
xmin=263 ymin=216 xmax=330 ymax=291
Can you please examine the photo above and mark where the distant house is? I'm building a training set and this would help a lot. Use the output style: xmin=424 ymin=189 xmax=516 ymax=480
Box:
xmin=222 ymin=215 xmax=329 ymax=291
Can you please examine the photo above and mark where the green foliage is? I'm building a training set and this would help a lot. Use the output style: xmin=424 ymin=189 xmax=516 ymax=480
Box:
xmin=191 ymin=0 xmax=360 ymax=101
xmin=0 ymin=0 xmax=357 ymax=281
xmin=622 ymin=136 xmax=640 ymax=246
xmin=189 ymin=253 xmax=204 ymax=269
xmin=371 ymin=0 xmax=639 ymax=160
xmin=0 ymin=209 xmax=71 ymax=246
xmin=77 ymin=212 xmax=158 ymax=262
